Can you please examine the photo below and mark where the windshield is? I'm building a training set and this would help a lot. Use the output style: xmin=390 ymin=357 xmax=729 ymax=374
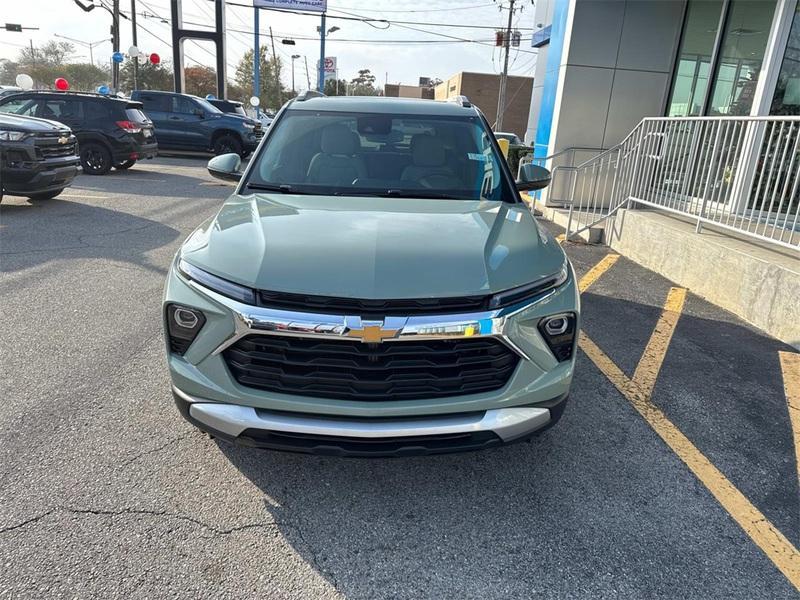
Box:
xmin=245 ymin=110 xmax=514 ymax=201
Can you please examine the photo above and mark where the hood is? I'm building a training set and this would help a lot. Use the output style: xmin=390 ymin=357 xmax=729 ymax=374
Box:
xmin=215 ymin=113 xmax=258 ymax=127
xmin=0 ymin=113 xmax=70 ymax=133
xmin=181 ymin=194 xmax=566 ymax=299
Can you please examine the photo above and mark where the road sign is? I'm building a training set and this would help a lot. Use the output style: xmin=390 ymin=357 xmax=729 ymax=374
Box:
xmin=253 ymin=0 xmax=327 ymax=12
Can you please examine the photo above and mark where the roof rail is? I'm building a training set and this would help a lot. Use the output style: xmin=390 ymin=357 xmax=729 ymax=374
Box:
xmin=446 ymin=95 xmax=472 ymax=108
xmin=295 ymin=90 xmax=326 ymax=102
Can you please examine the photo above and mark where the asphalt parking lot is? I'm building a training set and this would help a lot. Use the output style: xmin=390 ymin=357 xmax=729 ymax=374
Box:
xmin=1 ymin=157 xmax=798 ymax=599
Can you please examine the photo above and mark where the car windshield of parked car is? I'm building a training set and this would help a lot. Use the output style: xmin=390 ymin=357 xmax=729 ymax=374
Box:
xmin=246 ymin=110 xmax=513 ymax=201
xmin=0 ymin=97 xmax=36 ymax=116
xmin=195 ymin=97 xmax=221 ymax=114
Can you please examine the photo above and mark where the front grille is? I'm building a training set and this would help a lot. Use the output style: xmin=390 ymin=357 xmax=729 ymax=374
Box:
xmin=224 ymin=335 xmax=519 ymax=401
xmin=34 ymin=134 xmax=77 ymax=159
xmin=258 ymin=290 xmax=490 ymax=317
xmin=254 ymin=124 xmax=264 ymax=139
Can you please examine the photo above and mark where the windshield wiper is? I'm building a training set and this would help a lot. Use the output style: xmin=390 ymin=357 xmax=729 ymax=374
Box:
xmin=245 ymin=182 xmax=304 ymax=194
xmin=379 ymin=189 xmax=463 ymax=200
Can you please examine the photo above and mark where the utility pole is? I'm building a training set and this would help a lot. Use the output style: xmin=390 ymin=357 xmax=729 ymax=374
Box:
xmin=111 ymin=0 xmax=120 ymax=91
xmin=304 ymin=55 xmax=310 ymax=90
xmin=495 ymin=0 xmax=516 ymax=131
xmin=269 ymin=26 xmax=280 ymax=106
xmin=131 ymin=0 xmax=139 ymax=89
xmin=254 ymin=6 xmax=260 ymax=117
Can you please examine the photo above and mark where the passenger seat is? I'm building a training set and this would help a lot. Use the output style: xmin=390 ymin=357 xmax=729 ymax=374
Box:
xmin=401 ymin=135 xmax=463 ymax=189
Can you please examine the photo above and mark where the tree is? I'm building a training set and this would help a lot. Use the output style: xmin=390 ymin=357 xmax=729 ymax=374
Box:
xmin=0 ymin=59 xmax=19 ymax=86
xmin=349 ymin=69 xmax=380 ymax=96
xmin=184 ymin=65 xmax=217 ymax=97
xmin=234 ymin=46 xmax=288 ymax=111
xmin=323 ymin=78 xmax=348 ymax=96
xmin=119 ymin=59 xmax=173 ymax=92
xmin=63 ymin=63 xmax=109 ymax=91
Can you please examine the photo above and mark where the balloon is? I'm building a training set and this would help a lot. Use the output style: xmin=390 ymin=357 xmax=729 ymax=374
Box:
xmin=112 ymin=51 xmax=124 ymax=63
xmin=55 ymin=78 xmax=69 ymax=91
xmin=249 ymin=96 xmax=260 ymax=107
xmin=97 ymin=85 xmax=110 ymax=95
xmin=149 ymin=53 xmax=160 ymax=65
xmin=128 ymin=45 xmax=140 ymax=58
xmin=205 ymin=94 xmax=216 ymax=100
xmin=15 ymin=73 xmax=33 ymax=90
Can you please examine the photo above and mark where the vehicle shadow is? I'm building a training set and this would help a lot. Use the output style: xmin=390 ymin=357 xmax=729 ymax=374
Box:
xmin=0 ymin=197 xmax=181 ymax=276
xmin=209 ymin=295 xmax=799 ymax=599
xmin=69 ymin=169 xmax=235 ymax=200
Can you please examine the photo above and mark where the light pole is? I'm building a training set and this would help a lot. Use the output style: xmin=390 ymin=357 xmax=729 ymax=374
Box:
xmin=53 ymin=34 xmax=110 ymax=67
xmin=72 ymin=0 xmax=127 ymax=91
xmin=291 ymin=54 xmax=300 ymax=94
xmin=316 ymin=21 xmax=339 ymax=92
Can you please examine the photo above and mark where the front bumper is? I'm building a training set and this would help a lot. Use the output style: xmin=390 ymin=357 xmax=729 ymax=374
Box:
xmin=2 ymin=160 xmax=79 ymax=195
xmin=174 ymin=386 xmax=569 ymax=456
xmin=164 ymin=257 xmax=580 ymax=453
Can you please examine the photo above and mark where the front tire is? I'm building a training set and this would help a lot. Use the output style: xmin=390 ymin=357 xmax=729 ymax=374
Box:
xmin=27 ymin=188 xmax=65 ymax=200
xmin=213 ymin=134 xmax=243 ymax=157
xmin=80 ymin=143 xmax=113 ymax=175
xmin=114 ymin=159 xmax=136 ymax=170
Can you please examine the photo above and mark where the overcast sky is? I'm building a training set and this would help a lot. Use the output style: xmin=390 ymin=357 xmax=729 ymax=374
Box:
xmin=0 ymin=0 xmax=538 ymax=91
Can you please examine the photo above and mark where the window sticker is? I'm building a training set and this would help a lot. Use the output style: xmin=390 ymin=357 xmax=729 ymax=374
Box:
xmin=468 ymin=153 xmax=489 ymax=161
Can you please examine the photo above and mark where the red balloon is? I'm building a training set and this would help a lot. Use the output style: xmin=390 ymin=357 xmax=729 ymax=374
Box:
xmin=55 ymin=77 xmax=69 ymax=91
xmin=149 ymin=53 xmax=160 ymax=65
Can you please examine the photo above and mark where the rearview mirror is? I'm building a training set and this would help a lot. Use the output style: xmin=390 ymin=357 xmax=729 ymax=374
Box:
xmin=516 ymin=163 xmax=551 ymax=191
xmin=207 ymin=153 xmax=242 ymax=182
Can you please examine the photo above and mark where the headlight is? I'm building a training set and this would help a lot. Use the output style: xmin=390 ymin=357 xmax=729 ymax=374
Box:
xmin=242 ymin=122 xmax=255 ymax=129
xmin=488 ymin=262 xmax=569 ymax=309
xmin=165 ymin=304 xmax=206 ymax=355
xmin=0 ymin=130 xmax=27 ymax=141
xmin=178 ymin=258 xmax=257 ymax=304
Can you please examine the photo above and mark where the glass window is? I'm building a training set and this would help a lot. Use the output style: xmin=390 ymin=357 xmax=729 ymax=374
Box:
xmin=668 ymin=0 xmax=723 ymax=116
xmin=770 ymin=4 xmax=800 ymax=114
xmin=0 ymin=97 xmax=37 ymax=116
xmin=245 ymin=110 xmax=513 ymax=202
xmin=172 ymin=96 xmax=196 ymax=114
xmin=139 ymin=94 xmax=170 ymax=112
xmin=39 ymin=99 xmax=83 ymax=120
xmin=707 ymin=0 xmax=777 ymax=115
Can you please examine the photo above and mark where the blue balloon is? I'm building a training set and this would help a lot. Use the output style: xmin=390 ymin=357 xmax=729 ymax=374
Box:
xmin=97 ymin=85 xmax=110 ymax=95
xmin=112 ymin=51 xmax=124 ymax=63
xmin=205 ymin=94 xmax=216 ymax=100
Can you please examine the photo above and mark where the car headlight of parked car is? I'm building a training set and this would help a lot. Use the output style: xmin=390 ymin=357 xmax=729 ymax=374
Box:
xmin=177 ymin=258 xmax=256 ymax=304
xmin=0 ymin=130 xmax=28 ymax=141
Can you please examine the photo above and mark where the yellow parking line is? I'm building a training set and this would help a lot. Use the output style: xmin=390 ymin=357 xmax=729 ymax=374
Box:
xmin=578 ymin=253 xmax=619 ymax=293
xmin=632 ymin=287 xmax=687 ymax=397
xmin=779 ymin=351 xmax=800 ymax=482
xmin=555 ymin=233 xmax=565 ymax=244
xmin=579 ymin=333 xmax=800 ymax=590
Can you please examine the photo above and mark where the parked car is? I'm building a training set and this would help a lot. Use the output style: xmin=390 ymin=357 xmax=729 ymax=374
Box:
xmin=131 ymin=90 xmax=263 ymax=157
xmin=208 ymin=98 xmax=247 ymax=117
xmin=0 ymin=112 xmax=79 ymax=200
xmin=494 ymin=131 xmax=524 ymax=145
xmin=0 ymin=91 xmax=157 ymax=175
xmin=164 ymin=94 xmax=579 ymax=457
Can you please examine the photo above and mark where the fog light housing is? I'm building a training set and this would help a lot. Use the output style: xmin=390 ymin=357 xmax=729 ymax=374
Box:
xmin=166 ymin=304 xmax=206 ymax=355
xmin=538 ymin=313 xmax=577 ymax=362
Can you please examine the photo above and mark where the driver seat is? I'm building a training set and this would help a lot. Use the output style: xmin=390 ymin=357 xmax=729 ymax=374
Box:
xmin=306 ymin=125 xmax=367 ymax=186
xmin=400 ymin=135 xmax=462 ymax=188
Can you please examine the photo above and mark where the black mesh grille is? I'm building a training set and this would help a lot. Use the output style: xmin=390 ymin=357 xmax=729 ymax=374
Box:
xmin=223 ymin=335 xmax=519 ymax=401
xmin=258 ymin=290 xmax=490 ymax=317
xmin=34 ymin=134 xmax=77 ymax=159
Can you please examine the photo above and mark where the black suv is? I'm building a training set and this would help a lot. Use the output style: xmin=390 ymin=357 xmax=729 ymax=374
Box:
xmin=131 ymin=90 xmax=262 ymax=157
xmin=0 ymin=112 xmax=79 ymax=200
xmin=0 ymin=92 xmax=157 ymax=175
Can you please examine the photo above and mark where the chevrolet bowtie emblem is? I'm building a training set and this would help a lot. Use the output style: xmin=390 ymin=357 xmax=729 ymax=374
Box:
xmin=346 ymin=324 xmax=399 ymax=343
xmin=57 ymin=136 xmax=69 ymax=144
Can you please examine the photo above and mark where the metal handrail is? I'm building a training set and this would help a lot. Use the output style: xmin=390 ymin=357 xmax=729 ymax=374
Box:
xmin=555 ymin=116 xmax=800 ymax=251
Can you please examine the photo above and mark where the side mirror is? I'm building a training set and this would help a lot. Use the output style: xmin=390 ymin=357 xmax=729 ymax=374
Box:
xmin=207 ymin=153 xmax=242 ymax=182
xmin=516 ymin=163 xmax=551 ymax=191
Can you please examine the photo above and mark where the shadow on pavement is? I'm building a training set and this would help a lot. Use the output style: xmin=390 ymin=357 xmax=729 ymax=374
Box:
xmin=0 ymin=197 xmax=180 ymax=275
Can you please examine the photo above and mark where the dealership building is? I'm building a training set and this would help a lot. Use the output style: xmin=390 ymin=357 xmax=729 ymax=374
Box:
xmin=525 ymin=0 xmax=800 ymax=154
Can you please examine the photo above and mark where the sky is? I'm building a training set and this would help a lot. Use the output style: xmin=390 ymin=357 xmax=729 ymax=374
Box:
xmin=0 ymin=0 xmax=539 ymax=91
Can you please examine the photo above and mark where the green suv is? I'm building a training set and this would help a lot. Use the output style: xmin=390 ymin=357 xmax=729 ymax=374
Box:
xmin=164 ymin=94 xmax=579 ymax=456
